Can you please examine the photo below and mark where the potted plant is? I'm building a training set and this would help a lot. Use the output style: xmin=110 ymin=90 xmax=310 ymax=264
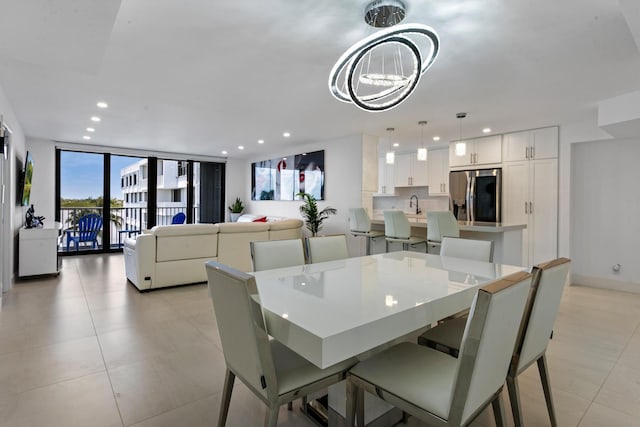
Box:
xmin=228 ymin=197 xmax=244 ymax=222
xmin=297 ymin=192 xmax=337 ymax=236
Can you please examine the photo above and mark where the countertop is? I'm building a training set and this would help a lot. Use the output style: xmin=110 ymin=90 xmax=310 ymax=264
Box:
xmin=371 ymin=217 xmax=526 ymax=233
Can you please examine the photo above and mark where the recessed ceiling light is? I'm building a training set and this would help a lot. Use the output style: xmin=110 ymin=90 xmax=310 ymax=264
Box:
xmin=393 ymin=142 xmax=399 ymax=147
xmin=96 ymin=101 xmax=108 ymax=109
xmin=283 ymin=132 xmax=291 ymax=138
xmin=258 ymin=139 xmax=264 ymax=144
xmin=433 ymin=136 xmax=440 ymax=141
xmin=83 ymin=135 xmax=91 ymax=140
xmin=91 ymin=116 xmax=101 ymax=122
xmin=483 ymin=128 xmax=491 ymax=133
xmin=221 ymin=150 xmax=228 ymax=155
xmin=238 ymin=145 xmax=244 ymax=150
xmin=86 ymin=127 xmax=95 ymax=132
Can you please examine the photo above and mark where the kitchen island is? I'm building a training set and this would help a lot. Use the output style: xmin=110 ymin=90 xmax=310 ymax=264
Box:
xmin=370 ymin=217 xmax=527 ymax=266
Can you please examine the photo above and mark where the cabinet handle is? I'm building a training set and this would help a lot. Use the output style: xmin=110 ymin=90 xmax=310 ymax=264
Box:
xmin=530 ymin=201 xmax=533 ymax=214
xmin=524 ymin=201 xmax=528 ymax=214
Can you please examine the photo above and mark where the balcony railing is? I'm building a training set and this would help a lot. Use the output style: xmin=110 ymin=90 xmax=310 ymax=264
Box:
xmin=58 ymin=206 xmax=199 ymax=253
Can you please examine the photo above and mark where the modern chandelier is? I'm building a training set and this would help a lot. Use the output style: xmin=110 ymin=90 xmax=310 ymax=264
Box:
xmin=329 ymin=0 xmax=440 ymax=112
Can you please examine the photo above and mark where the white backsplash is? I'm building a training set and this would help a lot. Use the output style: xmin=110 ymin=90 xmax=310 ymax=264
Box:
xmin=372 ymin=187 xmax=449 ymax=218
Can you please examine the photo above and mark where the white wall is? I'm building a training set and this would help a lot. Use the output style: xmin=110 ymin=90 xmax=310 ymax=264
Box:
xmin=25 ymin=138 xmax=55 ymax=222
xmin=0 ymin=83 xmax=26 ymax=291
xmin=236 ymin=134 xmax=364 ymax=238
xmin=571 ymin=137 xmax=640 ymax=292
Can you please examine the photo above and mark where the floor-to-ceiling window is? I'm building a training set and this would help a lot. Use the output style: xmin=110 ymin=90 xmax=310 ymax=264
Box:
xmin=56 ymin=149 xmax=224 ymax=254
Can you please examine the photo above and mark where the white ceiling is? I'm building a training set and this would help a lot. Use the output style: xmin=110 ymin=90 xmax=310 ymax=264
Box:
xmin=0 ymin=0 xmax=639 ymax=158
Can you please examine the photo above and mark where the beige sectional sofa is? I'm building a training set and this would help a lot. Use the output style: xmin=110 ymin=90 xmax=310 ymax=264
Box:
xmin=123 ymin=219 xmax=303 ymax=291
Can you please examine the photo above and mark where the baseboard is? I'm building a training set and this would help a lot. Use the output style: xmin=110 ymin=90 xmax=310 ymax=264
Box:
xmin=572 ymin=274 xmax=640 ymax=294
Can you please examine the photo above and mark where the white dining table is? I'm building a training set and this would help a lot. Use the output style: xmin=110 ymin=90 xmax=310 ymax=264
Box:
xmin=252 ymin=251 xmax=524 ymax=370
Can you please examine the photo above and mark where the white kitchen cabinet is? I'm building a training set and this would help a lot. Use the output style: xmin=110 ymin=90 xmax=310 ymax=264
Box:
xmin=503 ymin=159 xmax=557 ymax=266
xmin=375 ymin=155 xmax=396 ymax=195
xmin=427 ymin=148 xmax=449 ymax=195
xmin=19 ymin=222 xmax=62 ymax=277
xmin=394 ymin=153 xmax=428 ymax=187
xmin=503 ymin=126 xmax=558 ymax=162
xmin=449 ymin=135 xmax=502 ymax=168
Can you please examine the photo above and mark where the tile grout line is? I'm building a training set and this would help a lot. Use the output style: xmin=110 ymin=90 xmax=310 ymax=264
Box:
xmin=74 ymin=255 xmax=127 ymax=427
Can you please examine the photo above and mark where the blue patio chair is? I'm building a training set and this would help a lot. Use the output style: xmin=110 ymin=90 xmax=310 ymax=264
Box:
xmin=171 ymin=212 xmax=186 ymax=224
xmin=66 ymin=213 xmax=103 ymax=251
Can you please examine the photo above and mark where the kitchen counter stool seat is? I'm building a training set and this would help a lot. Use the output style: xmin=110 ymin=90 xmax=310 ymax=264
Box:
xmin=383 ymin=210 xmax=427 ymax=253
xmin=349 ymin=208 xmax=384 ymax=255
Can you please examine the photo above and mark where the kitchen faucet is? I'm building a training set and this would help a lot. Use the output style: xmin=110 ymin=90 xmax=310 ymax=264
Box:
xmin=409 ymin=195 xmax=421 ymax=215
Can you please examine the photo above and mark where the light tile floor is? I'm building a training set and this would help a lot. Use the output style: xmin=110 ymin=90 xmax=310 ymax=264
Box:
xmin=0 ymin=254 xmax=639 ymax=426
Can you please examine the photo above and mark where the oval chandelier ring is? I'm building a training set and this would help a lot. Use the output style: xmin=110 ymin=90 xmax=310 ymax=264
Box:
xmin=329 ymin=23 xmax=440 ymax=112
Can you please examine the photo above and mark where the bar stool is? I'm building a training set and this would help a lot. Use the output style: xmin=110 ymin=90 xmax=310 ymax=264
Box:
xmin=383 ymin=210 xmax=427 ymax=252
xmin=348 ymin=208 xmax=384 ymax=255
xmin=426 ymin=211 xmax=459 ymax=254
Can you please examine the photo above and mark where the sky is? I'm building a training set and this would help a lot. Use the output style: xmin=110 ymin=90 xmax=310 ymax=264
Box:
xmin=60 ymin=152 xmax=142 ymax=200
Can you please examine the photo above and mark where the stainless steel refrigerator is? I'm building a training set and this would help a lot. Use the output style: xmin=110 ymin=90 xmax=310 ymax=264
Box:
xmin=449 ymin=168 xmax=502 ymax=223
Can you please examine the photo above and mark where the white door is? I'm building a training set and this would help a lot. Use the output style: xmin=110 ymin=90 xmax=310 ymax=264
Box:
xmin=411 ymin=157 xmax=429 ymax=186
xmin=503 ymin=130 xmax=531 ymax=162
xmin=394 ymin=153 xmax=412 ymax=186
xmin=532 ymin=127 xmax=559 ymax=160
xmin=503 ymin=161 xmax=530 ymax=265
xmin=530 ymin=158 xmax=558 ymax=265
xmin=474 ymin=135 xmax=502 ymax=165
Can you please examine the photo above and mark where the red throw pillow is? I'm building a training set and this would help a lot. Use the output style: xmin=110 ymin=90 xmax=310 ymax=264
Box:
xmin=252 ymin=216 xmax=267 ymax=222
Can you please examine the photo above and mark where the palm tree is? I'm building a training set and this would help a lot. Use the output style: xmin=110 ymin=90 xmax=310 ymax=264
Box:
xmin=297 ymin=192 xmax=337 ymax=236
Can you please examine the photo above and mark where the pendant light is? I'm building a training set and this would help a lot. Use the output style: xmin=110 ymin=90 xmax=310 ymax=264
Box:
xmin=385 ymin=127 xmax=395 ymax=164
xmin=417 ymin=120 xmax=428 ymax=161
xmin=455 ymin=112 xmax=467 ymax=157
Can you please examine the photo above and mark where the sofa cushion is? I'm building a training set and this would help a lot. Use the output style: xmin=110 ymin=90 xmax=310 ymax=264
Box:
xmin=151 ymin=224 xmax=219 ymax=237
xmin=217 ymin=222 xmax=270 ymax=233
xmin=269 ymin=219 xmax=303 ymax=231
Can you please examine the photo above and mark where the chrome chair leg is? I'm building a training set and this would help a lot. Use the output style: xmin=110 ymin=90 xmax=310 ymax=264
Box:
xmin=507 ymin=375 xmax=523 ymax=427
xmin=538 ymin=354 xmax=558 ymax=427
xmin=491 ymin=392 xmax=507 ymax=427
xmin=219 ymin=369 xmax=235 ymax=427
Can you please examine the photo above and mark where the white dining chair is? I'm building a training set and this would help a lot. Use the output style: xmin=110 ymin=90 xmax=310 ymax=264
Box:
xmin=348 ymin=208 xmax=385 ymax=255
xmin=345 ymin=271 xmax=533 ymax=427
xmin=440 ymin=236 xmax=494 ymax=262
xmin=383 ymin=210 xmax=427 ymax=253
xmin=418 ymin=258 xmax=571 ymax=427
xmin=426 ymin=211 xmax=460 ymax=253
xmin=250 ymin=238 xmax=305 ymax=271
xmin=206 ymin=261 xmax=356 ymax=427
xmin=305 ymin=234 xmax=349 ymax=264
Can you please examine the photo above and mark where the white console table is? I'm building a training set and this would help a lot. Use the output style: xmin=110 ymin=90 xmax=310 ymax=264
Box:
xmin=18 ymin=222 xmax=62 ymax=277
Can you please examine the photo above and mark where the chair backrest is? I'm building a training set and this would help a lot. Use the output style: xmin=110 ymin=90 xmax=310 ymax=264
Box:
xmin=515 ymin=258 xmax=571 ymax=372
xmin=440 ymin=237 xmax=494 ymax=262
xmin=250 ymin=238 xmax=306 ymax=271
xmin=383 ymin=210 xmax=410 ymax=239
xmin=205 ymin=261 xmax=277 ymax=401
xmin=349 ymin=208 xmax=372 ymax=233
xmin=78 ymin=214 xmax=103 ymax=240
xmin=305 ymin=235 xmax=348 ymax=264
xmin=449 ymin=271 xmax=532 ymax=425
xmin=171 ymin=212 xmax=186 ymax=224
xmin=426 ymin=211 xmax=460 ymax=242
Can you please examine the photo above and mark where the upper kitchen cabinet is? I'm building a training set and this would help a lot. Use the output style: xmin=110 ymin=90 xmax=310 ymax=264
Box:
xmin=449 ymin=135 xmax=502 ymax=168
xmin=375 ymin=155 xmax=396 ymax=196
xmin=427 ymin=147 xmax=449 ymax=195
xmin=394 ymin=152 xmax=428 ymax=187
xmin=503 ymin=126 xmax=558 ymax=162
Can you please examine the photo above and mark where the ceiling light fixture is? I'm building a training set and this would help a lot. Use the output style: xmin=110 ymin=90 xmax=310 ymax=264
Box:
xmin=417 ymin=120 xmax=428 ymax=161
xmin=86 ymin=127 xmax=95 ymax=132
xmin=258 ymin=139 xmax=264 ymax=144
xmin=96 ymin=101 xmax=108 ymax=109
xmin=455 ymin=113 xmax=467 ymax=157
xmin=222 ymin=150 xmax=228 ymax=155
xmin=90 ymin=116 xmax=101 ymax=122
xmin=393 ymin=142 xmax=399 ymax=147
xmin=385 ymin=127 xmax=395 ymax=164
xmin=329 ymin=0 xmax=440 ymax=112
xmin=238 ymin=145 xmax=244 ymax=150
xmin=83 ymin=135 xmax=91 ymax=140
xmin=283 ymin=132 xmax=291 ymax=138
xmin=433 ymin=136 xmax=440 ymax=141
xmin=483 ymin=127 xmax=491 ymax=133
